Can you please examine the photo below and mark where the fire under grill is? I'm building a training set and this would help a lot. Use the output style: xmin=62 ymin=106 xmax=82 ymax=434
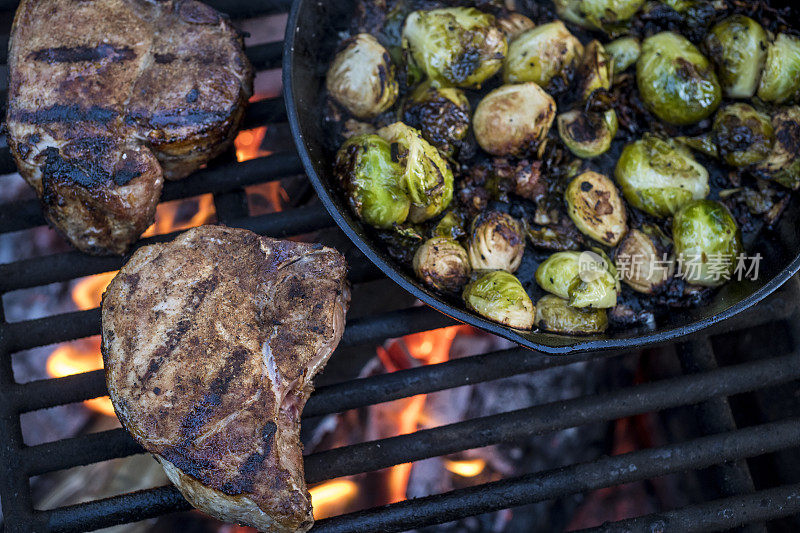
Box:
xmin=3 ymin=0 xmax=800 ymax=532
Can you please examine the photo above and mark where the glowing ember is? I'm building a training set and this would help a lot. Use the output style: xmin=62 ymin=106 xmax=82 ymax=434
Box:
xmin=309 ymin=479 xmax=359 ymax=519
xmin=443 ymin=458 xmax=486 ymax=478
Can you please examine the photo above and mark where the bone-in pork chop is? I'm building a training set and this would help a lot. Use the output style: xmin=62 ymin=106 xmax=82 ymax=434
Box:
xmin=6 ymin=0 xmax=253 ymax=254
xmin=101 ymin=226 xmax=349 ymax=531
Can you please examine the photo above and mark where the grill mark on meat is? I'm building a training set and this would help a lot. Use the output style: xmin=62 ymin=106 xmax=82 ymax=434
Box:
xmin=39 ymin=145 xmax=142 ymax=191
xmin=140 ymin=275 xmax=217 ymax=384
xmin=221 ymin=421 xmax=277 ymax=495
xmin=31 ymin=44 xmax=135 ymax=63
xmin=11 ymin=104 xmax=118 ymax=125
xmin=179 ymin=347 xmax=248 ymax=442
xmin=154 ymin=53 xmax=177 ymax=63
xmin=131 ymin=108 xmax=231 ymax=128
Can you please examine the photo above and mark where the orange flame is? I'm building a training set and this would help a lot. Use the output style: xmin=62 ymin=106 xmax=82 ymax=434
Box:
xmin=377 ymin=326 xmax=465 ymax=503
xmin=309 ymin=480 xmax=359 ymax=520
xmin=234 ymin=126 xmax=273 ymax=162
xmin=46 ymin=339 xmax=116 ymax=417
xmin=142 ymin=194 xmax=216 ymax=238
xmin=443 ymin=458 xmax=486 ymax=478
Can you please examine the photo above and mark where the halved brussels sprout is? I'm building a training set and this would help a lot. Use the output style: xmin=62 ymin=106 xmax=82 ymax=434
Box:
xmin=402 ymin=82 xmax=471 ymax=159
xmin=576 ymin=40 xmax=613 ymax=102
xmin=413 ymin=237 xmax=471 ymax=293
xmin=704 ymin=15 xmax=768 ymax=99
xmin=402 ymin=7 xmax=507 ymax=89
xmin=326 ymin=33 xmax=399 ymax=119
xmin=535 ymin=294 xmax=608 ymax=334
xmin=565 ymin=171 xmax=627 ymax=246
xmin=713 ymin=103 xmax=774 ymax=167
xmin=557 ymin=109 xmax=618 ymax=159
xmin=606 ymin=37 xmax=641 ymax=75
xmin=757 ymin=33 xmax=800 ymax=104
xmin=467 ymin=211 xmax=525 ymax=273
xmin=377 ymin=122 xmax=453 ymax=223
xmin=615 ymin=134 xmax=710 ymax=218
xmin=754 ymin=106 xmax=800 ymax=189
xmin=473 ymin=83 xmax=557 ymax=157
xmin=553 ymin=0 xmax=645 ymax=32
xmin=463 ymin=270 xmax=535 ymax=329
xmin=497 ymin=12 xmax=536 ymax=40
xmin=503 ymin=21 xmax=583 ymax=88
xmin=535 ymin=250 xmax=619 ymax=309
xmin=637 ymin=32 xmax=722 ymax=125
xmin=614 ymin=228 xmax=674 ymax=293
xmin=433 ymin=210 xmax=467 ymax=240
xmin=334 ymin=134 xmax=410 ymax=229
xmin=673 ymin=199 xmax=743 ymax=287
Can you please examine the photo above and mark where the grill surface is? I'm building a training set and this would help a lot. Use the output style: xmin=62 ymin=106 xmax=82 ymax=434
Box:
xmin=2 ymin=1 xmax=800 ymax=532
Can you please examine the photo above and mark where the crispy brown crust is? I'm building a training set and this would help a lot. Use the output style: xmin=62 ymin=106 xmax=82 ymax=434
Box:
xmin=6 ymin=0 xmax=254 ymax=255
xmin=102 ymin=226 xmax=350 ymax=531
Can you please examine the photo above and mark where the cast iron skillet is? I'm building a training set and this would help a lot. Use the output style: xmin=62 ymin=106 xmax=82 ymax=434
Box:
xmin=283 ymin=0 xmax=800 ymax=354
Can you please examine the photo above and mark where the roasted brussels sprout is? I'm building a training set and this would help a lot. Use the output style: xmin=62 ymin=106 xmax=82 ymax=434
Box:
xmin=534 ymin=295 xmax=608 ymax=334
xmin=463 ymin=270 xmax=535 ymax=329
xmin=615 ymin=134 xmax=710 ymax=218
xmin=558 ymin=109 xmax=617 ymax=159
xmin=326 ymin=33 xmax=399 ymax=119
xmin=565 ymin=171 xmax=627 ymax=246
xmin=553 ymin=0 xmax=645 ymax=32
xmin=503 ymin=21 xmax=583 ymax=88
xmin=576 ymin=40 xmax=613 ymax=103
xmin=334 ymin=134 xmax=410 ymax=229
xmin=473 ymin=83 xmax=557 ymax=157
xmin=467 ymin=211 xmax=525 ymax=273
xmin=497 ymin=12 xmax=536 ymax=39
xmin=377 ymin=122 xmax=453 ymax=223
xmin=606 ymin=37 xmax=641 ymax=75
xmin=413 ymin=237 xmax=471 ymax=292
xmin=754 ymin=106 xmax=800 ymax=189
xmin=637 ymin=32 xmax=722 ymax=126
xmin=712 ymin=103 xmax=775 ymax=168
xmin=535 ymin=250 xmax=619 ymax=309
xmin=615 ymin=228 xmax=674 ymax=293
xmin=673 ymin=199 xmax=743 ymax=287
xmin=704 ymin=15 xmax=768 ymax=99
xmin=402 ymin=82 xmax=471 ymax=159
xmin=758 ymin=33 xmax=800 ymax=104
xmin=433 ymin=210 xmax=467 ymax=239
xmin=402 ymin=7 xmax=507 ymax=89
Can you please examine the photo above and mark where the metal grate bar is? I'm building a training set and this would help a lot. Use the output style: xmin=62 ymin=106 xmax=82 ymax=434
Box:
xmin=12 ymin=345 xmax=604 ymax=415
xmin=310 ymin=418 xmax=800 ymax=533
xmin=577 ymin=483 xmax=800 ymax=533
xmin=677 ymin=338 xmax=760 ymax=523
xmin=29 ymin=418 xmax=800 ymax=533
xmin=20 ymin=351 xmax=800 ymax=478
xmin=0 ymin=197 xmax=324 ymax=294
xmin=0 ymin=149 xmax=303 ymax=236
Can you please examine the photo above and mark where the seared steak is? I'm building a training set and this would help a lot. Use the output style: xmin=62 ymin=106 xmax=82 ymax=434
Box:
xmin=6 ymin=0 xmax=253 ymax=255
xmin=102 ymin=226 xmax=350 ymax=532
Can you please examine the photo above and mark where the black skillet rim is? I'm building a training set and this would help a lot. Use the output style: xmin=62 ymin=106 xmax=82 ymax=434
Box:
xmin=282 ymin=0 xmax=800 ymax=355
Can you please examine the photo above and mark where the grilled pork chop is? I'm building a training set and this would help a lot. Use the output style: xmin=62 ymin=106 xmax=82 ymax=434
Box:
xmin=6 ymin=0 xmax=253 ymax=255
xmin=101 ymin=226 xmax=350 ymax=532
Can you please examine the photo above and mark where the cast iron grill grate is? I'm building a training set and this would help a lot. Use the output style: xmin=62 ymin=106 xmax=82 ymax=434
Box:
xmin=2 ymin=1 xmax=800 ymax=532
